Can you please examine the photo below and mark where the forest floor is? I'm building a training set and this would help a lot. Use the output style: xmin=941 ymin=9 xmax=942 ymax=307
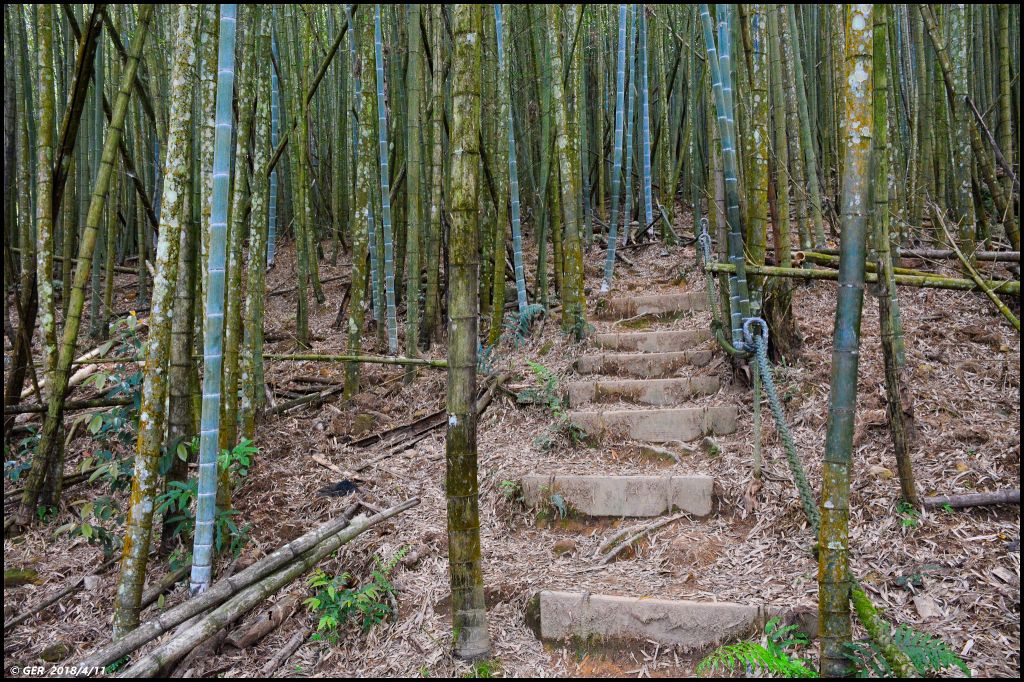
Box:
xmin=3 ymin=215 xmax=1020 ymax=678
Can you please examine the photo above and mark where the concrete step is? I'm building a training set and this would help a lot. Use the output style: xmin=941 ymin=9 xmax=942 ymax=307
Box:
xmin=575 ymin=350 xmax=713 ymax=378
xmin=521 ymin=474 xmax=713 ymax=517
xmin=592 ymin=329 xmax=712 ymax=353
xmin=566 ymin=377 xmax=720 ymax=408
xmin=530 ymin=591 xmax=772 ymax=651
xmin=568 ymin=406 xmax=737 ymax=443
xmin=598 ymin=292 xmax=707 ymax=321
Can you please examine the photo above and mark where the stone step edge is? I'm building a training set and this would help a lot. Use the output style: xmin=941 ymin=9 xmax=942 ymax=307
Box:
xmin=527 ymin=591 xmax=779 ymax=652
xmin=520 ymin=473 xmax=714 ymax=517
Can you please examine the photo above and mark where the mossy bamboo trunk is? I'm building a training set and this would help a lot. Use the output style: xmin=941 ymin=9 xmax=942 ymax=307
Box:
xmin=113 ymin=5 xmax=196 ymax=636
xmin=819 ymin=7 xmax=872 ymax=676
xmin=16 ymin=5 xmax=155 ymax=529
xmin=446 ymin=4 xmax=491 ymax=662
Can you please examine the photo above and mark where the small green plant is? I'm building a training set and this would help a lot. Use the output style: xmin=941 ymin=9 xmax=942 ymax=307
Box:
xmin=5 ymin=428 xmax=40 ymax=482
xmin=156 ymin=479 xmax=250 ymax=557
xmin=55 ymin=496 xmax=123 ymax=559
xmin=305 ymin=547 xmax=408 ymax=642
xmin=498 ymin=480 xmax=522 ymax=503
xmin=36 ymin=504 xmax=59 ymax=524
xmin=697 ymin=617 xmax=817 ymax=678
xmin=463 ymin=659 xmax=501 ymax=678
xmin=503 ymin=304 xmax=545 ymax=348
xmin=218 ymin=438 xmax=258 ymax=480
xmin=517 ymin=361 xmax=563 ymax=418
xmin=477 ymin=342 xmax=496 ymax=375
xmin=896 ymin=501 xmax=920 ymax=529
xmin=844 ymin=624 xmax=970 ymax=678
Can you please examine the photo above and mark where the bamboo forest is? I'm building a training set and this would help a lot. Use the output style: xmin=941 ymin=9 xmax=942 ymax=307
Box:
xmin=3 ymin=3 xmax=1021 ymax=678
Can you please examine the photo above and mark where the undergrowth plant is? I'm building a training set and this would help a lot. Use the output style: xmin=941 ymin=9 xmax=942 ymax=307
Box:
xmin=156 ymin=438 xmax=257 ymax=557
xmin=516 ymin=361 xmax=586 ymax=450
xmin=697 ymin=616 xmax=817 ymax=678
xmin=305 ymin=546 xmax=408 ymax=642
xmin=697 ymin=616 xmax=971 ymax=678
xmin=845 ymin=624 xmax=971 ymax=678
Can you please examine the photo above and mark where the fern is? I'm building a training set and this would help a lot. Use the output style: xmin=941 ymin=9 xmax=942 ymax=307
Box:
xmin=844 ymin=625 xmax=970 ymax=678
xmin=697 ymin=617 xmax=817 ymax=678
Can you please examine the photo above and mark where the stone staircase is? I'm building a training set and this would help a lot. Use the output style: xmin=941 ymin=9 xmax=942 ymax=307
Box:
xmin=521 ymin=290 xmax=769 ymax=655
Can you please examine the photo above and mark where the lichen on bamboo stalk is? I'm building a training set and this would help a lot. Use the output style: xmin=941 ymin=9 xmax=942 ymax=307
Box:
xmin=113 ymin=5 xmax=196 ymax=636
xmin=819 ymin=6 xmax=872 ymax=676
xmin=16 ymin=4 xmax=155 ymax=529
xmin=446 ymin=3 xmax=491 ymax=661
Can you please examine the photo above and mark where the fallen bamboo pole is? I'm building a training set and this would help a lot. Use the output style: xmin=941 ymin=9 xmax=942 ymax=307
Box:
xmin=262 ymin=353 xmax=447 ymax=368
xmin=4 ymin=395 xmax=135 ymax=415
xmin=932 ymin=206 xmax=1020 ymax=332
xmin=708 ymin=262 xmax=1020 ymax=296
xmin=71 ymin=353 xmax=448 ymax=368
xmin=73 ymin=503 xmax=363 ymax=672
xmin=796 ymin=251 xmax=935 ymax=278
xmin=922 ymin=489 xmax=1019 ymax=509
xmin=115 ymin=499 xmax=420 ymax=677
xmin=813 ymin=246 xmax=1020 ymax=263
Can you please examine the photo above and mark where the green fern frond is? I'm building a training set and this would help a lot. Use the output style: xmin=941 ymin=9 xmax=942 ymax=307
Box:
xmin=844 ymin=625 xmax=970 ymax=678
xmin=697 ymin=640 xmax=818 ymax=678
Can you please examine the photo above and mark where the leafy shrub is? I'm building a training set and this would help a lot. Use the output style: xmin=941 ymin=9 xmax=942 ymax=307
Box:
xmin=305 ymin=547 xmax=408 ymax=642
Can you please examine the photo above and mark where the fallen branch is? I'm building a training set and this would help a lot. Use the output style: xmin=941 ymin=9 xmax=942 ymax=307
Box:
xmin=263 ymin=353 xmax=447 ymax=368
xmin=596 ymin=511 xmax=690 ymax=565
xmin=708 ymin=261 xmax=1020 ymax=296
xmin=116 ymin=499 xmax=420 ymax=677
xmin=3 ymin=558 xmax=117 ymax=631
xmin=74 ymin=503 xmax=362 ymax=672
xmin=4 ymin=395 xmax=135 ymax=415
xmin=225 ymin=594 xmax=299 ymax=649
xmin=264 ymin=384 xmax=345 ymax=417
xmin=933 ymin=205 xmax=1019 ymax=332
xmin=259 ymin=626 xmax=310 ymax=677
xmin=922 ymin=489 xmax=1020 ymax=509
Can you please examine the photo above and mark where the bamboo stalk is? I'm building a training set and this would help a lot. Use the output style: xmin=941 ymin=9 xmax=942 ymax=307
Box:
xmin=116 ymin=499 xmax=420 ymax=677
xmin=708 ymin=261 xmax=1020 ymax=296
xmin=922 ymin=490 xmax=1020 ymax=509
xmin=933 ymin=205 xmax=1020 ymax=331
xmin=75 ymin=503 xmax=363 ymax=672
xmin=4 ymin=396 xmax=134 ymax=415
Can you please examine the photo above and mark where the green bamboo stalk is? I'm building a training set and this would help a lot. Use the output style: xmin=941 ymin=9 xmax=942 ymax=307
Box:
xmin=423 ymin=5 xmax=444 ymax=345
xmin=819 ymin=7 xmax=872 ymax=675
xmin=446 ymin=4 xmax=491 ymax=661
xmin=405 ymin=3 xmax=424 ymax=362
xmin=15 ymin=4 xmax=155 ymax=529
xmin=344 ymin=6 xmax=377 ymax=400
xmin=550 ymin=4 xmax=586 ymax=339
xmin=113 ymin=4 xmax=195 ymax=637
xmin=620 ymin=5 xmax=638 ymax=249
xmin=34 ymin=4 xmax=57 ymax=416
xmin=786 ymin=5 xmax=826 ymax=247
xmin=746 ymin=4 xmax=769 ymax=308
xmin=221 ymin=9 xmax=260 ymax=459
xmin=496 ymin=5 xmax=528 ymax=320
xmin=871 ymin=3 xmax=918 ymax=508
xmin=601 ymin=4 xmax=629 ymax=292
xmin=374 ymin=5 xmax=399 ymax=354
xmin=267 ymin=33 xmax=280 ymax=267
xmin=241 ymin=9 xmax=274 ymax=439
xmin=996 ymin=5 xmax=1014 ymax=247
xmin=639 ymin=7 xmax=654 ymax=240
xmin=700 ymin=4 xmax=752 ymax=343
xmin=191 ymin=3 xmax=237 ymax=595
